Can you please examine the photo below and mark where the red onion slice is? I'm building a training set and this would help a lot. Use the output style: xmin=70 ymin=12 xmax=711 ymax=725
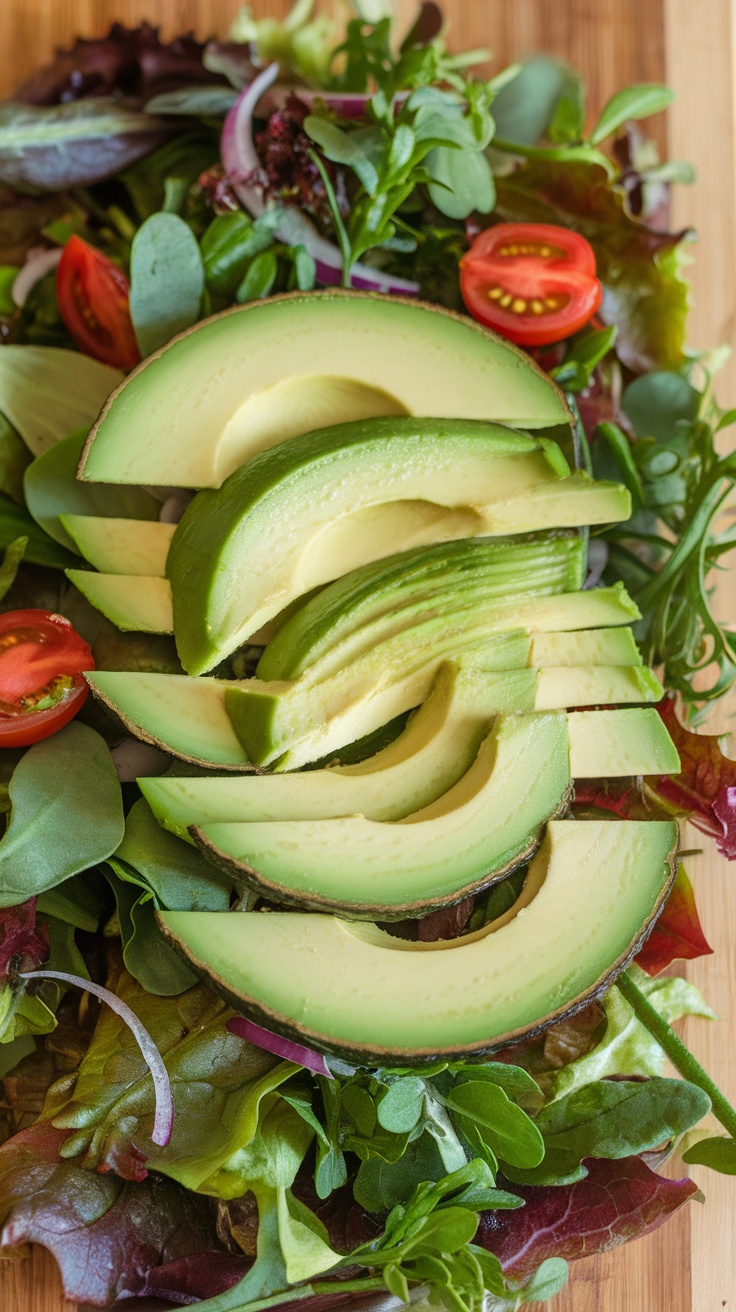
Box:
xmin=21 ymin=969 xmax=175 ymax=1146
xmin=226 ymin=1014 xmax=334 ymax=1078
xmin=12 ymin=247 xmax=63 ymax=307
xmin=221 ymin=65 xmax=419 ymax=298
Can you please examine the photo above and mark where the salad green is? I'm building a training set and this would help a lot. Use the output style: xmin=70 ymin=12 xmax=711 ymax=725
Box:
xmin=0 ymin=4 xmax=734 ymax=1310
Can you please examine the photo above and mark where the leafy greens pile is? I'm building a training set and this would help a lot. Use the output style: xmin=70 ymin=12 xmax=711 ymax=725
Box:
xmin=0 ymin=3 xmax=735 ymax=1310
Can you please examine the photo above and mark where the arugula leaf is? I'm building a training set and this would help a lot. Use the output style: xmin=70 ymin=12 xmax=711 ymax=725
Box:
xmin=504 ymin=1077 xmax=710 ymax=1186
xmin=354 ymin=1132 xmax=448 ymax=1211
xmin=130 ymin=212 xmax=205 ymax=357
xmin=105 ymin=864 xmax=200 ymax=996
xmin=201 ymin=212 xmax=277 ymax=301
xmin=0 ymin=722 xmax=124 ymax=908
xmin=24 ymin=428 xmax=159 ymax=552
xmin=0 ymin=345 xmax=121 ymax=457
xmin=376 ymin=1075 xmax=425 ymax=1133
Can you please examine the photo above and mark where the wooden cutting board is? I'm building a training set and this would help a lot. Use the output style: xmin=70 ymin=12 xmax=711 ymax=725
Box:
xmin=0 ymin=2 xmax=734 ymax=1309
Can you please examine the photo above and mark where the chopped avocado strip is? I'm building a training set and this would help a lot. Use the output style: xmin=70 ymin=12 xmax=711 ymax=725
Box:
xmin=141 ymin=696 xmax=678 ymax=842
xmin=79 ymin=291 xmax=572 ymax=488
xmin=87 ymin=658 xmax=661 ymax=774
xmin=257 ymin=532 xmax=585 ymax=681
xmin=66 ymin=571 xmax=174 ymax=633
xmin=158 ymin=818 xmax=679 ymax=1062
xmin=193 ymin=713 xmax=574 ymax=917
xmin=61 ymin=516 xmax=175 ymax=576
xmin=167 ymin=415 xmax=629 ymax=674
xmin=227 ymin=584 xmax=644 ymax=769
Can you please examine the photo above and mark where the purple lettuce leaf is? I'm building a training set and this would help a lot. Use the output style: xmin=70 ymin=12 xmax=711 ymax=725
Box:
xmin=476 ymin=1154 xmax=699 ymax=1278
xmin=0 ymin=898 xmax=49 ymax=979
xmin=12 ymin=23 xmax=227 ymax=106
xmin=0 ymin=1121 xmax=246 ymax=1306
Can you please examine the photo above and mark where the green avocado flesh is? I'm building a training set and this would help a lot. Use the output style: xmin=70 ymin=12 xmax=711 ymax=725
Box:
xmin=167 ymin=416 xmax=629 ymax=674
xmin=256 ymin=532 xmax=584 ymax=681
xmin=61 ymin=516 xmax=175 ymax=576
xmin=66 ymin=571 xmax=174 ymax=632
xmin=194 ymin=713 xmax=574 ymax=916
xmin=79 ymin=292 xmax=571 ymax=489
xmin=89 ymin=657 xmax=661 ymax=772
xmin=158 ymin=818 xmax=678 ymax=1061
xmin=227 ymin=585 xmax=648 ymax=769
xmin=140 ymin=681 xmax=679 ymax=841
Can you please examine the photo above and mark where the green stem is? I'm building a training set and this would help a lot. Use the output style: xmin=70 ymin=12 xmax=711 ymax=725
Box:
xmin=311 ymin=1278 xmax=384 ymax=1296
xmin=308 ymin=149 xmax=354 ymax=288
xmin=618 ymin=970 xmax=736 ymax=1139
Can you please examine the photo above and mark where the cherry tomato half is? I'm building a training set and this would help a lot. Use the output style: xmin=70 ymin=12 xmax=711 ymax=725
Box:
xmin=56 ymin=235 xmax=141 ymax=372
xmin=460 ymin=222 xmax=604 ymax=347
xmin=0 ymin=610 xmax=94 ymax=747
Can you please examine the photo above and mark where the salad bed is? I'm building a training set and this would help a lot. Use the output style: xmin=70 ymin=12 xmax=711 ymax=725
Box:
xmin=0 ymin=5 xmax=735 ymax=1310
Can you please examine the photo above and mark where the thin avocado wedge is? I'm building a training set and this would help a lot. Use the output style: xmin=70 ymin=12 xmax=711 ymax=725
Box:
xmin=79 ymin=291 xmax=572 ymax=488
xmin=167 ymin=416 xmax=629 ymax=673
xmin=227 ymin=585 xmax=648 ymax=769
xmin=158 ymin=818 xmax=679 ymax=1063
xmin=140 ymin=694 xmax=679 ymax=841
xmin=87 ymin=659 xmax=660 ymax=772
xmin=61 ymin=516 xmax=175 ymax=576
xmin=66 ymin=571 xmax=174 ymax=633
xmin=192 ymin=712 xmax=574 ymax=917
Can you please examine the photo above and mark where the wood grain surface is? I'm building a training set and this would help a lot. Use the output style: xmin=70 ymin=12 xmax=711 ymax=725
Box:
xmin=0 ymin=3 xmax=734 ymax=1310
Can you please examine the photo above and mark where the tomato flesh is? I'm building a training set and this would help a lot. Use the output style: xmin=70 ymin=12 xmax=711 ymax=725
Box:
xmin=460 ymin=222 xmax=603 ymax=347
xmin=56 ymin=235 xmax=141 ymax=372
xmin=0 ymin=610 xmax=94 ymax=747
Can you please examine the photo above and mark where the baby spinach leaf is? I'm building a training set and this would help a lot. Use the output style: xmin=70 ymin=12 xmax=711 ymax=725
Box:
xmin=683 ymin=1134 xmax=736 ymax=1174
xmin=105 ymin=863 xmax=199 ymax=996
xmin=113 ymin=798 xmax=233 ymax=911
xmin=444 ymin=1081 xmax=545 ymax=1171
xmin=35 ymin=874 xmax=102 ymax=932
xmin=236 ymin=248 xmax=279 ymax=303
xmin=490 ymin=58 xmax=572 ymax=146
xmin=0 ymin=345 xmax=121 ymax=457
xmin=426 ymin=141 xmax=495 ymax=220
xmin=24 ymin=428 xmax=160 ymax=552
xmin=505 ymin=1077 xmax=710 ymax=1186
xmin=588 ymin=84 xmax=675 ymax=146
xmin=516 ymin=1257 xmax=569 ymax=1303
xmin=0 ymin=492 xmax=76 ymax=567
xmin=622 ymin=370 xmax=700 ymax=443
xmin=120 ymin=132 xmax=220 ymax=223
xmin=0 ymin=536 xmax=26 ymax=601
xmin=0 ymin=413 xmax=31 ymax=505
xmin=377 ymin=1077 xmax=425 ymax=1133
xmin=130 ymin=212 xmax=205 ymax=358
xmin=0 ymin=722 xmax=124 ymax=908
xmin=354 ymin=1133 xmax=448 ymax=1212
xmin=0 ymin=100 xmax=176 ymax=191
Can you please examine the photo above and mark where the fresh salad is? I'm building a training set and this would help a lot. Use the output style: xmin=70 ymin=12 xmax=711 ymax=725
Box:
xmin=0 ymin=5 xmax=735 ymax=1311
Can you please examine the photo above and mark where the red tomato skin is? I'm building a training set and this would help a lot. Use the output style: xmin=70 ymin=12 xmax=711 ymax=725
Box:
xmin=460 ymin=222 xmax=604 ymax=347
xmin=0 ymin=609 xmax=94 ymax=748
xmin=56 ymin=235 xmax=141 ymax=372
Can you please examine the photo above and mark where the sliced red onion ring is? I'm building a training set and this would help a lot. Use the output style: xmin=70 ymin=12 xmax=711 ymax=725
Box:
xmin=226 ymin=1014 xmax=334 ymax=1078
xmin=21 ymin=969 xmax=175 ymax=1146
xmin=221 ymin=64 xmax=419 ymax=298
xmin=12 ymin=247 xmax=63 ymax=307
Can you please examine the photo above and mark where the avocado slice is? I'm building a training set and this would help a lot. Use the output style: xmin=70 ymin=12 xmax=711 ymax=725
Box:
xmin=61 ymin=516 xmax=175 ymax=576
xmin=79 ymin=292 xmax=572 ymax=489
xmin=87 ymin=656 xmax=660 ymax=772
xmin=194 ymin=712 xmax=574 ymax=917
xmin=167 ymin=416 xmax=629 ymax=673
xmin=157 ymin=818 xmax=678 ymax=1062
xmin=226 ymin=585 xmax=647 ymax=769
xmin=140 ymin=691 xmax=679 ymax=842
xmin=66 ymin=571 xmax=174 ymax=633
